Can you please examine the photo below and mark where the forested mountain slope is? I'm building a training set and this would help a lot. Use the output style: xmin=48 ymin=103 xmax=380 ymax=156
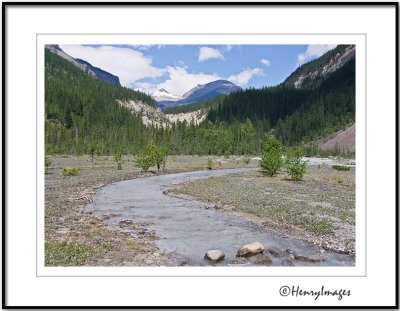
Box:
xmin=45 ymin=49 xmax=158 ymax=154
xmin=202 ymin=56 xmax=355 ymax=145
xmin=45 ymin=45 xmax=122 ymax=86
xmin=283 ymin=45 xmax=355 ymax=89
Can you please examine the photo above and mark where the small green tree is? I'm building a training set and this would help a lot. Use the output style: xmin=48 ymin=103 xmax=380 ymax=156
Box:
xmin=149 ymin=144 xmax=168 ymax=170
xmin=285 ymin=148 xmax=307 ymax=181
xmin=114 ymin=146 xmax=124 ymax=170
xmin=88 ymin=143 xmax=100 ymax=162
xmin=134 ymin=143 xmax=168 ymax=171
xmin=207 ymin=158 xmax=213 ymax=170
xmin=45 ymin=156 xmax=52 ymax=173
xmin=260 ymin=133 xmax=284 ymax=176
xmin=134 ymin=152 xmax=153 ymax=171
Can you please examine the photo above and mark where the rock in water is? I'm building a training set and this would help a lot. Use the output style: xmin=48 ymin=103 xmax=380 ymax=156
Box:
xmin=248 ymin=254 xmax=272 ymax=265
xmin=285 ymin=249 xmax=297 ymax=255
xmin=282 ymin=259 xmax=294 ymax=266
xmin=294 ymin=255 xmax=323 ymax=263
xmin=236 ymin=242 xmax=265 ymax=257
xmin=204 ymin=250 xmax=225 ymax=262
xmin=266 ymin=247 xmax=286 ymax=258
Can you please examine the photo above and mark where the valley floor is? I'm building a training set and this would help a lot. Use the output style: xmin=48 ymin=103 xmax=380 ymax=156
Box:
xmin=45 ymin=155 xmax=257 ymax=266
xmin=45 ymin=155 xmax=355 ymax=266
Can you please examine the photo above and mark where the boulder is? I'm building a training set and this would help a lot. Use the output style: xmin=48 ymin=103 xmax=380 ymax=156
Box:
xmin=204 ymin=250 xmax=225 ymax=262
xmin=236 ymin=242 xmax=265 ymax=257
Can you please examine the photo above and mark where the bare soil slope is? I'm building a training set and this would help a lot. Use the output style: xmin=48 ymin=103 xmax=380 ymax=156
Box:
xmin=317 ymin=123 xmax=355 ymax=152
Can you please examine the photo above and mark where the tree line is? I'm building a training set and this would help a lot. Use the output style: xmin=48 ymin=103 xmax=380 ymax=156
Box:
xmin=45 ymin=48 xmax=355 ymax=157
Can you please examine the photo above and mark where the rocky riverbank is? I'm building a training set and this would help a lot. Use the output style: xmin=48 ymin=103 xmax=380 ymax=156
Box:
xmin=166 ymin=165 xmax=355 ymax=256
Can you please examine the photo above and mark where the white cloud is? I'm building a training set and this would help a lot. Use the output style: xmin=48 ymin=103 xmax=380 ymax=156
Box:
xmin=225 ymin=45 xmax=233 ymax=52
xmin=198 ymin=47 xmax=225 ymax=62
xmin=137 ymin=45 xmax=151 ymax=51
xmin=157 ymin=66 xmax=221 ymax=96
xmin=132 ymin=82 xmax=157 ymax=94
xmin=260 ymin=58 xmax=271 ymax=66
xmin=59 ymin=45 xmax=166 ymax=86
xmin=133 ymin=66 xmax=265 ymax=96
xmin=59 ymin=45 xmax=266 ymax=96
xmin=228 ymin=68 xmax=263 ymax=87
xmin=297 ymin=44 xmax=337 ymax=66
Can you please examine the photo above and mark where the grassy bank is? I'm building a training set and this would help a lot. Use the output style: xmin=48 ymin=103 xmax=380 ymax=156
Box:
xmin=168 ymin=165 xmax=355 ymax=255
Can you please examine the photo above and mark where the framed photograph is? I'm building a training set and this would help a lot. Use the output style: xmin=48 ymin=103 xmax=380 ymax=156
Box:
xmin=3 ymin=2 xmax=398 ymax=308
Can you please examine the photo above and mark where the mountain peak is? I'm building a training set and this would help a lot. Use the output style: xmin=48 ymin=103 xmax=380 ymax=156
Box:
xmin=151 ymin=88 xmax=181 ymax=102
xmin=157 ymin=79 xmax=241 ymax=111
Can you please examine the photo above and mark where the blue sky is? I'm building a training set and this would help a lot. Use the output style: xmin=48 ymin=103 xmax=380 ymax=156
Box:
xmin=60 ymin=44 xmax=336 ymax=96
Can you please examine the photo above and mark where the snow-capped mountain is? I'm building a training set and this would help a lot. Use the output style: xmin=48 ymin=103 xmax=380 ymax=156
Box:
xmin=154 ymin=80 xmax=241 ymax=111
xmin=151 ymin=88 xmax=181 ymax=102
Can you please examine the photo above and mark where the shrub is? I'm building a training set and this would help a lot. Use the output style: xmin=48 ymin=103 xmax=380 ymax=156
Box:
xmin=134 ymin=152 xmax=154 ymax=171
xmin=149 ymin=144 xmax=168 ymax=170
xmin=284 ymin=148 xmax=307 ymax=181
xmin=113 ymin=145 xmax=125 ymax=170
xmin=260 ymin=133 xmax=284 ymax=176
xmin=45 ymin=156 xmax=52 ymax=173
xmin=134 ymin=143 xmax=168 ymax=171
xmin=88 ymin=143 xmax=100 ymax=162
xmin=243 ymin=155 xmax=251 ymax=164
xmin=332 ymin=164 xmax=350 ymax=171
xmin=62 ymin=167 xmax=80 ymax=176
xmin=207 ymin=158 xmax=213 ymax=170
xmin=114 ymin=153 xmax=123 ymax=170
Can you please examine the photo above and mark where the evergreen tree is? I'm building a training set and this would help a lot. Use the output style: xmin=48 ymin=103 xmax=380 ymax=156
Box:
xmin=260 ymin=133 xmax=284 ymax=176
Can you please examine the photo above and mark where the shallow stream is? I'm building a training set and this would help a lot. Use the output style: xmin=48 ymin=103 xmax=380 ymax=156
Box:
xmin=86 ymin=168 xmax=354 ymax=266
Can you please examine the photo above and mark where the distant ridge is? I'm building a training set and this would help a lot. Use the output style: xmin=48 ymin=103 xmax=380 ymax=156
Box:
xmin=154 ymin=79 xmax=241 ymax=111
xmin=45 ymin=44 xmax=121 ymax=86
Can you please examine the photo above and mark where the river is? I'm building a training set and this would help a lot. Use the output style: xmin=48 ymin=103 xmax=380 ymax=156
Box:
xmin=86 ymin=168 xmax=354 ymax=266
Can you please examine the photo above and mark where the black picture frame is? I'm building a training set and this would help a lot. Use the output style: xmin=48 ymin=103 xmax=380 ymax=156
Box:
xmin=2 ymin=2 xmax=398 ymax=309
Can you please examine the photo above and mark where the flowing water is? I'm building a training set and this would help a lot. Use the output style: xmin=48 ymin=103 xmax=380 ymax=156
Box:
xmin=86 ymin=168 xmax=355 ymax=266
